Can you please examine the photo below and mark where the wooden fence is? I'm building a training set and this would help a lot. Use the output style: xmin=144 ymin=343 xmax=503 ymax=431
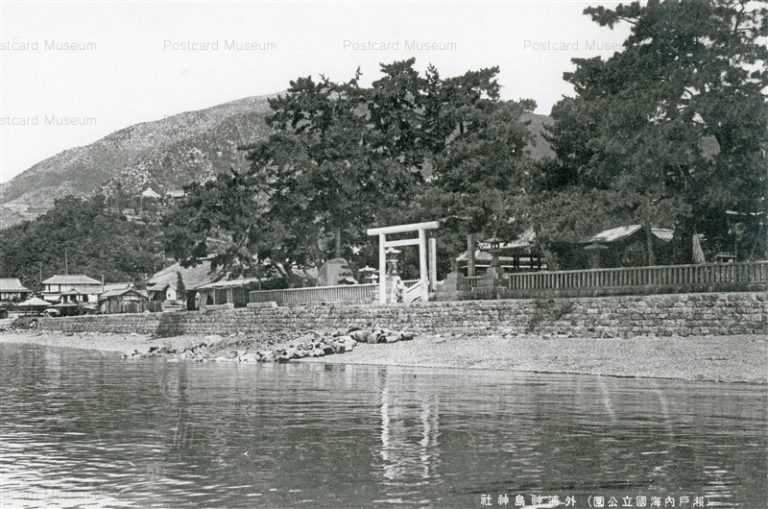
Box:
xmin=249 ymin=283 xmax=378 ymax=307
xmin=462 ymin=261 xmax=768 ymax=299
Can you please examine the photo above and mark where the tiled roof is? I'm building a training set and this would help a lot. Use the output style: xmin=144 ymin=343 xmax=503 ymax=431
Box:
xmin=196 ymin=277 xmax=264 ymax=290
xmin=0 ymin=278 xmax=29 ymax=292
xmin=42 ymin=274 xmax=101 ymax=285
xmin=477 ymin=228 xmax=537 ymax=250
xmin=147 ymin=261 xmax=218 ymax=292
xmin=141 ymin=187 xmax=161 ymax=199
xmin=456 ymin=250 xmax=517 ymax=263
xmin=102 ymin=282 xmax=133 ymax=293
xmin=584 ymin=225 xmax=674 ymax=244
xmin=18 ymin=297 xmax=50 ymax=307
xmin=99 ymin=287 xmax=148 ymax=300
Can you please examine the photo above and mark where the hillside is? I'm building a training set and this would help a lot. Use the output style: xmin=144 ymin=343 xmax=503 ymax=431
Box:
xmin=0 ymin=96 xmax=274 ymax=226
xmin=0 ymin=96 xmax=553 ymax=227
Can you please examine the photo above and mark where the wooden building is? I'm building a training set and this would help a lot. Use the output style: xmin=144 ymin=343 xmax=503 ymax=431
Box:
xmin=580 ymin=225 xmax=674 ymax=268
xmin=194 ymin=277 xmax=262 ymax=311
xmin=457 ymin=228 xmax=547 ymax=276
xmin=42 ymin=274 xmax=102 ymax=306
xmin=98 ymin=287 xmax=148 ymax=314
xmin=0 ymin=278 xmax=30 ymax=302
xmin=146 ymin=261 xmax=217 ymax=311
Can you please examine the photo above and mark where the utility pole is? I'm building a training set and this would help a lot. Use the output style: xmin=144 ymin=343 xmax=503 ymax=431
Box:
xmin=64 ymin=248 xmax=69 ymax=275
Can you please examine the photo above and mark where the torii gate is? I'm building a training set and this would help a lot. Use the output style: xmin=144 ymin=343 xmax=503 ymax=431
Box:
xmin=367 ymin=221 xmax=439 ymax=304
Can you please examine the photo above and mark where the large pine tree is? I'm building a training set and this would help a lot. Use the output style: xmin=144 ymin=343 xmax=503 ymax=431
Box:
xmin=536 ymin=0 xmax=767 ymax=263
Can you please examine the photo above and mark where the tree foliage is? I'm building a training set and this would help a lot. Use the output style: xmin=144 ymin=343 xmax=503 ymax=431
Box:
xmin=0 ymin=195 xmax=165 ymax=288
xmin=166 ymin=59 xmax=535 ymax=279
xmin=536 ymin=0 xmax=768 ymax=262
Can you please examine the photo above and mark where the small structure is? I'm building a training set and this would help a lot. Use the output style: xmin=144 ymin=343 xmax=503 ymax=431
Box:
xmin=98 ymin=287 xmax=148 ymax=314
xmin=714 ymin=252 xmax=737 ymax=264
xmin=456 ymin=250 xmax=546 ymax=275
xmin=367 ymin=221 xmax=439 ymax=305
xmin=42 ymin=274 xmax=102 ymax=305
xmin=16 ymin=296 xmax=51 ymax=314
xmin=317 ymin=258 xmax=357 ymax=286
xmin=584 ymin=224 xmax=674 ymax=244
xmin=195 ymin=277 xmax=262 ymax=311
xmin=0 ymin=278 xmax=30 ymax=302
xmin=146 ymin=261 xmax=217 ymax=311
xmin=457 ymin=229 xmax=545 ymax=275
xmin=580 ymin=224 xmax=674 ymax=268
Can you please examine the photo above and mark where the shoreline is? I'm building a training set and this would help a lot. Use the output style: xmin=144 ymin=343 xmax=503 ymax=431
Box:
xmin=0 ymin=330 xmax=765 ymax=385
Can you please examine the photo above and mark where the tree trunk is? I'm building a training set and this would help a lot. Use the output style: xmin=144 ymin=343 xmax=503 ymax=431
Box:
xmin=334 ymin=227 xmax=342 ymax=258
xmin=671 ymin=218 xmax=695 ymax=264
xmin=466 ymin=233 xmax=475 ymax=277
xmin=644 ymin=224 xmax=656 ymax=266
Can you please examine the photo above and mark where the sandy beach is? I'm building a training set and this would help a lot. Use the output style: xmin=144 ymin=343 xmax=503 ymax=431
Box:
xmin=1 ymin=328 xmax=765 ymax=384
xmin=302 ymin=334 xmax=768 ymax=384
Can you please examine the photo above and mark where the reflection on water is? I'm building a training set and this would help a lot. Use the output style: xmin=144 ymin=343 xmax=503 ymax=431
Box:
xmin=0 ymin=343 xmax=765 ymax=508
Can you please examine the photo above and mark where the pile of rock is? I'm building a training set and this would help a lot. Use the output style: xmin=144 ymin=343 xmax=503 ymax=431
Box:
xmin=125 ymin=327 xmax=416 ymax=363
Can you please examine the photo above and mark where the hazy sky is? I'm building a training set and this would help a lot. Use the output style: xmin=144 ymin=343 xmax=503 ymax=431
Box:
xmin=0 ymin=0 xmax=629 ymax=183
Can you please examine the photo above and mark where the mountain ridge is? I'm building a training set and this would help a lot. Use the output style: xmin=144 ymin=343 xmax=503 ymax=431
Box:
xmin=0 ymin=95 xmax=552 ymax=228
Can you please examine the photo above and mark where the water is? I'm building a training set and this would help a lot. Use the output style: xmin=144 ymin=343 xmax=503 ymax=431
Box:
xmin=0 ymin=343 xmax=765 ymax=508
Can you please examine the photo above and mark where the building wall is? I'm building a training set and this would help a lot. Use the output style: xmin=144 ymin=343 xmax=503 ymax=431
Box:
xmin=99 ymin=295 xmax=148 ymax=314
xmin=43 ymin=283 xmax=101 ymax=304
xmin=38 ymin=291 xmax=766 ymax=339
xmin=44 ymin=283 xmax=101 ymax=294
xmin=0 ymin=291 xmax=29 ymax=302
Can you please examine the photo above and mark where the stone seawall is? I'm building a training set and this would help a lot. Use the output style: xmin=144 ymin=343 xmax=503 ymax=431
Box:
xmin=38 ymin=292 xmax=767 ymax=339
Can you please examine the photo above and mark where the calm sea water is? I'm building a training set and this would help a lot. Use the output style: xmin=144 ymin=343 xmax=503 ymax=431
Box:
xmin=0 ymin=343 xmax=765 ymax=509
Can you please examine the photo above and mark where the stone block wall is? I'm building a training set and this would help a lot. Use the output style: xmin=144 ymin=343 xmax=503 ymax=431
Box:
xmin=39 ymin=314 xmax=162 ymax=335
xmin=39 ymin=291 xmax=766 ymax=339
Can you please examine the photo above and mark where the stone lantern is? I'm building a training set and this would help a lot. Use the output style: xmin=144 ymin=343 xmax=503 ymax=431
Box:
xmin=385 ymin=247 xmax=402 ymax=275
xmin=485 ymin=237 xmax=502 ymax=280
xmin=359 ymin=265 xmax=378 ymax=284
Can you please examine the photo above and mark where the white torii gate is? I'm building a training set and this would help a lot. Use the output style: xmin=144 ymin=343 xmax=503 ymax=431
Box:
xmin=367 ymin=221 xmax=439 ymax=305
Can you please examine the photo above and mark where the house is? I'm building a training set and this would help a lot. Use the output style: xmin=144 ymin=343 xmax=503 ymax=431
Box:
xmin=194 ymin=277 xmax=264 ymax=311
xmin=457 ymin=250 xmax=547 ymax=275
xmin=581 ymin=224 xmax=674 ymax=268
xmin=42 ymin=274 xmax=102 ymax=306
xmin=16 ymin=296 xmax=51 ymax=315
xmin=0 ymin=278 xmax=30 ymax=302
xmin=98 ymin=287 xmax=148 ymax=314
xmin=146 ymin=260 xmax=218 ymax=311
xmin=456 ymin=228 xmax=546 ymax=275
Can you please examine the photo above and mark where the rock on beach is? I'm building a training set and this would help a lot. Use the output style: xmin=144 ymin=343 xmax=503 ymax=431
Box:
xmin=124 ymin=327 xmax=417 ymax=364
